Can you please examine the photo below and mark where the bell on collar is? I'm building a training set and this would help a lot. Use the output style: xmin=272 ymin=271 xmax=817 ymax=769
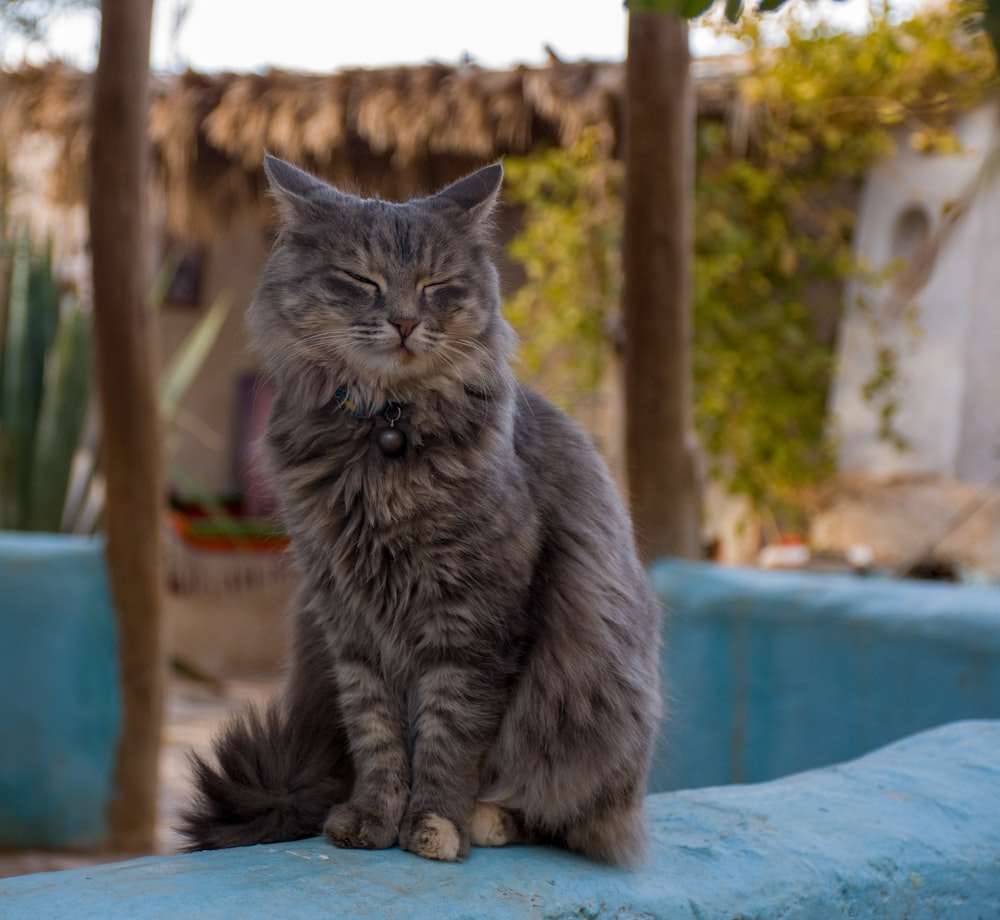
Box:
xmin=376 ymin=426 xmax=406 ymax=456
xmin=376 ymin=404 xmax=406 ymax=456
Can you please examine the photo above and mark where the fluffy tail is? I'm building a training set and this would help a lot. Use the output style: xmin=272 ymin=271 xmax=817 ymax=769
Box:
xmin=179 ymin=697 xmax=353 ymax=851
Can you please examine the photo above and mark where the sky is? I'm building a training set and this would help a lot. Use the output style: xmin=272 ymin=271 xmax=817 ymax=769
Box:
xmin=3 ymin=0 xmax=883 ymax=74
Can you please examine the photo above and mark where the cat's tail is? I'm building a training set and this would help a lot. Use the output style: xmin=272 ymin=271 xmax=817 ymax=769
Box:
xmin=179 ymin=696 xmax=353 ymax=851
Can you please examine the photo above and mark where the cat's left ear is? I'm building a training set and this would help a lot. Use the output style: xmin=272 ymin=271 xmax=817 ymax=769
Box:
xmin=433 ymin=162 xmax=503 ymax=224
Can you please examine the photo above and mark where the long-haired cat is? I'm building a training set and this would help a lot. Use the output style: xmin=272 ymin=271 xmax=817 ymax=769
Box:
xmin=180 ymin=156 xmax=663 ymax=864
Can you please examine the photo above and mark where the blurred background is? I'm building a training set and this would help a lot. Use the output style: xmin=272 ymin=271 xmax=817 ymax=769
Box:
xmin=1 ymin=0 xmax=999 ymax=876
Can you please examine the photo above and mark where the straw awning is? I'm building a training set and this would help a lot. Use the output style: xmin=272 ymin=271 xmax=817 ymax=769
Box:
xmin=0 ymin=57 xmax=736 ymax=239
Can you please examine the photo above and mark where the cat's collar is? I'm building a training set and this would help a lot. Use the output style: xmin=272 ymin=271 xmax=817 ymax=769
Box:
xmin=330 ymin=388 xmax=406 ymax=457
xmin=332 ymin=387 xmax=387 ymax=420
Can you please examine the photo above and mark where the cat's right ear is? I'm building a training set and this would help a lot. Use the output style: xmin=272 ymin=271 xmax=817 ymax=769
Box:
xmin=263 ymin=155 xmax=349 ymax=223
xmin=264 ymin=155 xmax=323 ymax=198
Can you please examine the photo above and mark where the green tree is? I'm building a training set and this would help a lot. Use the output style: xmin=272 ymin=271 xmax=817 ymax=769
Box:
xmin=504 ymin=129 xmax=622 ymax=404
xmin=505 ymin=1 xmax=998 ymax=532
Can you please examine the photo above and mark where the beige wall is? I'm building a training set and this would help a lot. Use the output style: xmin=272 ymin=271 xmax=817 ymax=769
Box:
xmin=159 ymin=221 xmax=271 ymax=499
xmin=831 ymin=102 xmax=1000 ymax=485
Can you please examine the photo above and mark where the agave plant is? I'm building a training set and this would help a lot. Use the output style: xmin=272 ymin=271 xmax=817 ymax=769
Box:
xmin=0 ymin=227 xmax=232 ymax=534
xmin=0 ymin=227 xmax=92 ymax=532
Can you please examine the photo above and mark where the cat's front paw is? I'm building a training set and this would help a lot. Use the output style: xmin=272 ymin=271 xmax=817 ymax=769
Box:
xmin=469 ymin=802 xmax=525 ymax=847
xmin=323 ymin=801 xmax=399 ymax=850
xmin=399 ymin=810 xmax=469 ymax=862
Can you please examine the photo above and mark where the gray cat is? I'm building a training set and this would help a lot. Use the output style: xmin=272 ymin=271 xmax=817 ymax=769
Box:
xmin=180 ymin=156 xmax=663 ymax=865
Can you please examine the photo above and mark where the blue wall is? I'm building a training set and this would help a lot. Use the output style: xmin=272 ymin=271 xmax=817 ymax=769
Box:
xmin=0 ymin=533 xmax=120 ymax=848
xmin=4 ymin=540 xmax=1000 ymax=852
xmin=649 ymin=559 xmax=1000 ymax=793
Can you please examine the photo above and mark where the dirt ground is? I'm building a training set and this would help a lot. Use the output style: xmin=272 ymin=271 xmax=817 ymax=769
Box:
xmin=0 ymin=673 xmax=281 ymax=880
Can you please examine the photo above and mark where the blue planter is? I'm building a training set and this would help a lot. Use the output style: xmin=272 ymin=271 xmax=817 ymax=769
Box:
xmin=0 ymin=532 xmax=120 ymax=849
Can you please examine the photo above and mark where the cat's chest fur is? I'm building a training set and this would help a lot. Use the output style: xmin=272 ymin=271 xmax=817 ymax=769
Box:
xmin=269 ymin=392 xmax=541 ymax=665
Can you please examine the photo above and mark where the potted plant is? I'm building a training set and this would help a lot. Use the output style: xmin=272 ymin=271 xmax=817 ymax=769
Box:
xmin=0 ymin=226 xmax=232 ymax=850
xmin=0 ymin=226 xmax=118 ymax=849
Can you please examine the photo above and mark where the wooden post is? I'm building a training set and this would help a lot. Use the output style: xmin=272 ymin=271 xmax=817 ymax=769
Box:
xmin=622 ymin=10 xmax=702 ymax=561
xmin=90 ymin=0 xmax=162 ymax=852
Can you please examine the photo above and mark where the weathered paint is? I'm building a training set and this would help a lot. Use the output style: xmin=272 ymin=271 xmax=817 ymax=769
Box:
xmin=0 ymin=532 xmax=120 ymax=848
xmin=649 ymin=559 xmax=1000 ymax=793
xmin=1 ymin=720 xmax=998 ymax=919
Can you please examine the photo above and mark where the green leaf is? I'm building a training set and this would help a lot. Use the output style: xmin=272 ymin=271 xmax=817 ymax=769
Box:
xmin=27 ymin=293 xmax=93 ymax=531
xmin=150 ymin=247 xmax=184 ymax=313
xmin=681 ymin=0 xmax=717 ymax=17
xmin=0 ymin=228 xmax=34 ymax=529
xmin=984 ymin=0 xmax=1000 ymax=62
xmin=678 ymin=0 xmax=717 ymax=17
xmin=725 ymin=0 xmax=744 ymax=22
xmin=159 ymin=293 xmax=232 ymax=419
xmin=758 ymin=0 xmax=790 ymax=11
xmin=0 ymin=229 xmax=88 ymax=531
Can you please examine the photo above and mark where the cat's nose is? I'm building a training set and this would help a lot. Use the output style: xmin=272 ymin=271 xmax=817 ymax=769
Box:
xmin=392 ymin=317 xmax=420 ymax=341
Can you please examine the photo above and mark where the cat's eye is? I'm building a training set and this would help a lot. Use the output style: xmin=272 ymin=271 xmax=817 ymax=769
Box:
xmin=339 ymin=269 xmax=380 ymax=291
xmin=422 ymin=279 xmax=453 ymax=293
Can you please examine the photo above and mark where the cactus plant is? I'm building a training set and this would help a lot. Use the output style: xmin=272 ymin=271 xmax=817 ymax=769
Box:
xmin=0 ymin=227 xmax=92 ymax=532
xmin=0 ymin=227 xmax=235 ymax=535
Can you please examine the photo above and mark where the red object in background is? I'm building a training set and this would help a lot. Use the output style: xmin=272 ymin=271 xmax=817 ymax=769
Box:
xmin=165 ymin=507 xmax=289 ymax=554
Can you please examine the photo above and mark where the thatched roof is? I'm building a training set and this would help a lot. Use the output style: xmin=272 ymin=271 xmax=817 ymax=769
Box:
xmin=0 ymin=58 xmax=737 ymax=240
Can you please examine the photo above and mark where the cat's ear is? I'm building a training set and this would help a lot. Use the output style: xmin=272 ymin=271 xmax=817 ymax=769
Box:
xmin=264 ymin=155 xmax=325 ymax=199
xmin=433 ymin=163 xmax=503 ymax=223
xmin=263 ymin=154 xmax=351 ymax=222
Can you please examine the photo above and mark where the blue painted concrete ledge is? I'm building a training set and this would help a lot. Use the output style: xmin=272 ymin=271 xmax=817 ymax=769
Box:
xmin=3 ymin=720 xmax=998 ymax=919
xmin=649 ymin=559 xmax=1000 ymax=792
xmin=0 ymin=532 xmax=120 ymax=849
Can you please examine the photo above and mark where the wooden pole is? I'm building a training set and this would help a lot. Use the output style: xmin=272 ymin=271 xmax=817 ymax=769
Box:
xmin=90 ymin=0 xmax=162 ymax=852
xmin=622 ymin=10 xmax=702 ymax=561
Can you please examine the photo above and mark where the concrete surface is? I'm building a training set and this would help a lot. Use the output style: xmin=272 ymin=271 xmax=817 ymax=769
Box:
xmin=1 ymin=720 xmax=998 ymax=919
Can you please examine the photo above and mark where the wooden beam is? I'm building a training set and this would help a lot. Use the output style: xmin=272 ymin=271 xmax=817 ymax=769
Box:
xmin=622 ymin=10 xmax=702 ymax=561
xmin=90 ymin=0 xmax=162 ymax=852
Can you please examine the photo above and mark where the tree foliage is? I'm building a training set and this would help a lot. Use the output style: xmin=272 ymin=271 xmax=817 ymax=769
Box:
xmin=503 ymin=127 xmax=622 ymax=405
xmin=626 ymin=0 xmax=1000 ymax=59
xmin=0 ymin=0 xmax=98 ymax=42
xmin=502 ymin=1 xmax=998 ymax=528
